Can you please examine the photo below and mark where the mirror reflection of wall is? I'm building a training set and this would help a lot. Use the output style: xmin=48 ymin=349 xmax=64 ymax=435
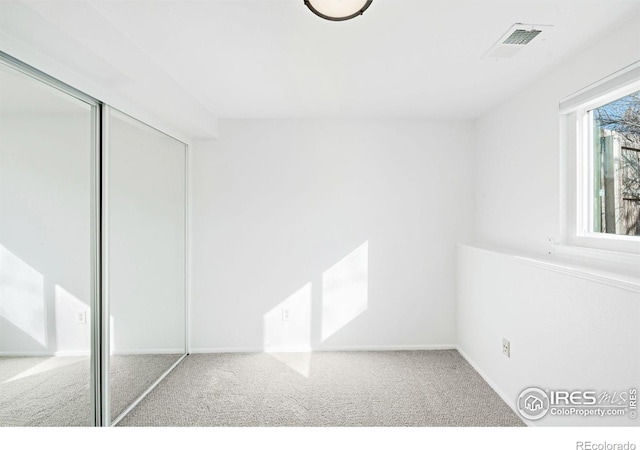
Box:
xmin=107 ymin=108 xmax=187 ymax=423
xmin=0 ymin=62 xmax=95 ymax=426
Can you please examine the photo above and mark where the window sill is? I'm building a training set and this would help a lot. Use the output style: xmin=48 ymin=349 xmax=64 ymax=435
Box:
xmin=554 ymin=242 xmax=640 ymax=264
xmin=551 ymin=244 xmax=640 ymax=280
xmin=460 ymin=244 xmax=640 ymax=294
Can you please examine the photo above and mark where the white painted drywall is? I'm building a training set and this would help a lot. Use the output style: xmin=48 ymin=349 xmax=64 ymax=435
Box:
xmin=459 ymin=13 xmax=640 ymax=426
xmin=457 ymin=245 xmax=639 ymax=426
xmin=190 ymin=119 xmax=474 ymax=352
xmin=0 ymin=111 xmax=92 ymax=356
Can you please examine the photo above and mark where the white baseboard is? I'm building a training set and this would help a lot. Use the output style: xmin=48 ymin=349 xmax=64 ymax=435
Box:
xmin=189 ymin=347 xmax=262 ymax=354
xmin=0 ymin=351 xmax=54 ymax=357
xmin=54 ymin=350 xmax=90 ymax=357
xmin=1 ymin=349 xmax=183 ymax=357
xmin=0 ymin=350 xmax=90 ymax=357
xmin=189 ymin=344 xmax=457 ymax=354
xmin=111 ymin=348 xmax=185 ymax=355
xmin=454 ymin=345 xmax=532 ymax=427
xmin=316 ymin=344 xmax=457 ymax=352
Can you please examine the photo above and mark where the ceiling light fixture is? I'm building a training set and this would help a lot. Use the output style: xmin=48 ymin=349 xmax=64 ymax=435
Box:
xmin=304 ymin=0 xmax=372 ymax=22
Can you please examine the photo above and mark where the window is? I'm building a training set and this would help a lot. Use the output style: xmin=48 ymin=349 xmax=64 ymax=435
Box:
xmin=560 ymin=60 xmax=640 ymax=256
xmin=589 ymin=90 xmax=640 ymax=236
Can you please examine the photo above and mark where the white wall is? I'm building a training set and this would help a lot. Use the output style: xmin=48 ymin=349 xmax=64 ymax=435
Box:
xmin=190 ymin=119 xmax=474 ymax=352
xmin=457 ymin=245 xmax=639 ymax=426
xmin=459 ymin=13 xmax=640 ymax=426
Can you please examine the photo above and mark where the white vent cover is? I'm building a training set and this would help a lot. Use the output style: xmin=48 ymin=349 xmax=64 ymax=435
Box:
xmin=503 ymin=29 xmax=542 ymax=45
xmin=483 ymin=23 xmax=552 ymax=60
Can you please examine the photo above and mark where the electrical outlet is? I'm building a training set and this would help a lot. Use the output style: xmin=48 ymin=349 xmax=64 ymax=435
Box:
xmin=75 ymin=310 xmax=87 ymax=325
xmin=502 ymin=338 xmax=511 ymax=358
xmin=282 ymin=306 xmax=291 ymax=321
xmin=546 ymin=236 xmax=557 ymax=255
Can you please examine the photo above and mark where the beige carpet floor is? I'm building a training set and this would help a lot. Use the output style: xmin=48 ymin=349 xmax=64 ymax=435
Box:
xmin=0 ymin=354 xmax=181 ymax=426
xmin=118 ymin=350 xmax=525 ymax=427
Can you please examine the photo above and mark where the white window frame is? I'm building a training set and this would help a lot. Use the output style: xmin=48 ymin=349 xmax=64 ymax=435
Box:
xmin=560 ymin=60 xmax=640 ymax=258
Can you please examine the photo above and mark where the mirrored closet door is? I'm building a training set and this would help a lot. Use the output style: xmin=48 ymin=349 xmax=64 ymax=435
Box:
xmin=0 ymin=52 xmax=188 ymax=427
xmin=0 ymin=58 xmax=98 ymax=426
xmin=105 ymin=107 xmax=187 ymax=425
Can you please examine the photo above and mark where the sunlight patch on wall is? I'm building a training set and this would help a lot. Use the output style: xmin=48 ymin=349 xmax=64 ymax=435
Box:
xmin=0 ymin=244 xmax=46 ymax=346
xmin=322 ymin=242 xmax=368 ymax=341
xmin=54 ymin=285 xmax=89 ymax=353
xmin=263 ymin=282 xmax=312 ymax=354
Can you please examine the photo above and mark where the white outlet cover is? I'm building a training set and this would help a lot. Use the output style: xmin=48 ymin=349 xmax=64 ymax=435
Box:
xmin=75 ymin=310 xmax=87 ymax=324
xmin=502 ymin=338 xmax=510 ymax=358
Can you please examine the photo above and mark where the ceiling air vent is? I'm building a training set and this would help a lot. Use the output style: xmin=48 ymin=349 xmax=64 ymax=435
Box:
xmin=503 ymin=29 xmax=542 ymax=45
xmin=483 ymin=23 xmax=552 ymax=60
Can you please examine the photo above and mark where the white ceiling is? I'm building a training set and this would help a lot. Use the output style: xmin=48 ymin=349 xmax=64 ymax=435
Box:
xmin=1 ymin=1 xmax=640 ymax=136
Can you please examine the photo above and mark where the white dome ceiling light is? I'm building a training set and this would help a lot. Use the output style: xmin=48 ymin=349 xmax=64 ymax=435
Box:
xmin=304 ymin=0 xmax=373 ymax=21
